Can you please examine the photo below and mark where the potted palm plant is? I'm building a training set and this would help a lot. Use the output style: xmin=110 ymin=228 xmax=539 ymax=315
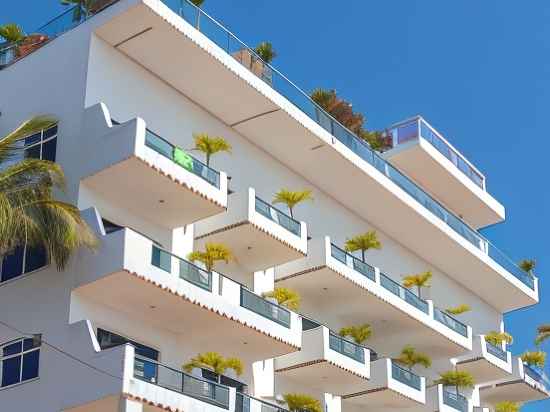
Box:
xmin=494 ymin=401 xmax=520 ymax=412
xmin=192 ymin=133 xmax=231 ymax=168
xmin=520 ymin=350 xmax=546 ymax=369
xmin=282 ymin=393 xmax=322 ymax=412
xmin=435 ymin=370 xmax=475 ymax=399
xmin=187 ymin=242 xmax=233 ymax=272
xmin=344 ymin=231 xmax=381 ymax=262
xmin=519 ymin=259 xmax=536 ymax=277
xmin=0 ymin=24 xmax=49 ymax=64
xmin=233 ymin=41 xmax=276 ymax=84
xmin=394 ymin=345 xmax=431 ymax=372
xmin=339 ymin=324 xmax=373 ymax=345
xmin=536 ymin=325 xmax=550 ymax=345
xmin=484 ymin=331 xmax=513 ymax=348
xmin=402 ymin=271 xmax=432 ymax=299
xmin=262 ymin=287 xmax=300 ymax=310
xmin=445 ymin=304 xmax=471 ymax=316
xmin=183 ymin=352 xmax=243 ymax=384
xmin=272 ymin=189 xmax=313 ymax=219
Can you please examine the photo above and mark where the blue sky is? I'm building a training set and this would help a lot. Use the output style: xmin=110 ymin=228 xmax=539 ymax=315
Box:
xmin=3 ymin=1 xmax=550 ymax=410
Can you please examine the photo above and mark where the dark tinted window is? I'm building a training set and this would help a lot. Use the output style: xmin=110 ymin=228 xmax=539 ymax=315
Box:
xmin=96 ymin=329 xmax=159 ymax=361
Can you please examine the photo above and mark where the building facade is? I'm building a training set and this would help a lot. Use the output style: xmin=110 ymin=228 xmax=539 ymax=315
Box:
xmin=0 ymin=1 xmax=547 ymax=411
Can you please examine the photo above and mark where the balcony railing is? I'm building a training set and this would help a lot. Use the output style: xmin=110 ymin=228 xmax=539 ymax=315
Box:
xmin=330 ymin=244 xmax=376 ymax=281
xmin=134 ymin=356 xmax=230 ymax=408
xmin=145 ymin=129 xmax=221 ymax=188
xmin=16 ymin=0 xmax=534 ymax=291
xmin=524 ymin=364 xmax=550 ymax=387
xmin=380 ymin=273 xmax=429 ymax=314
xmin=391 ymin=362 xmax=422 ymax=390
xmin=255 ymin=197 xmax=301 ymax=236
xmin=329 ymin=332 xmax=365 ymax=363
xmin=442 ymin=387 xmax=468 ymax=412
xmin=151 ymin=245 xmax=212 ymax=291
xmin=388 ymin=118 xmax=485 ymax=190
xmin=240 ymin=287 xmax=291 ymax=328
xmin=433 ymin=308 xmax=468 ymax=337
xmin=485 ymin=341 xmax=508 ymax=362
xmin=236 ymin=393 xmax=251 ymax=412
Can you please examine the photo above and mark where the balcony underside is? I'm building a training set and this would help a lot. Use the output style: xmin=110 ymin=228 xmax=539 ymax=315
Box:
xmin=62 ymin=395 xmax=121 ymax=412
xmin=343 ymin=388 xmax=422 ymax=410
xmin=277 ymin=267 xmax=465 ymax=358
xmin=456 ymin=357 xmax=510 ymax=383
xmin=480 ymin=380 xmax=549 ymax=404
xmin=82 ymin=156 xmax=224 ymax=227
xmin=73 ymin=270 xmax=295 ymax=362
xmin=94 ymin=1 xmax=534 ymax=312
xmin=384 ymin=139 xmax=504 ymax=228
xmin=275 ymin=360 xmax=367 ymax=395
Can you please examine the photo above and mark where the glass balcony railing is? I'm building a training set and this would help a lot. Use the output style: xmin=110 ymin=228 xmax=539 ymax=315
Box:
xmin=236 ymin=393 xmax=251 ymax=412
xmin=485 ymin=341 xmax=508 ymax=362
xmin=442 ymin=388 xmax=468 ymax=412
xmin=255 ymin=197 xmax=301 ymax=236
xmin=391 ymin=362 xmax=422 ymax=390
xmin=329 ymin=332 xmax=365 ymax=363
xmin=433 ymin=308 xmax=468 ymax=337
xmin=134 ymin=356 xmax=230 ymax=409
xmin=20 ymin=0 xmax=534 ymax=292
xmin=330 ymin=244 xmax=376 ymax=281
xmin=524 ymin=364 xmax=550 ymax=388
xmin=388 ymin=118 xmax=485 ymax=190
xmin=240 ymin=287 xmax=291 ymax=328
xmin=151 ymin=245 xmax=213 ymax=291
xmin=380 ymin=273 xmax=429 ymax=314
xmin=145 ymin=129 xmax=221 ymax=188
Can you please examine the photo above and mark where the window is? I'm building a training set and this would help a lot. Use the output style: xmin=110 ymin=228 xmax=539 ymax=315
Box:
xmin=23 ymin=124 xmax=58 ymax=162
xmin=0 ymin=338 xmax=40 ymax=388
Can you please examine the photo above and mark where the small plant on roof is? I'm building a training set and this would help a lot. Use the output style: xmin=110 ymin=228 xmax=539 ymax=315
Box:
xmin=283 ymin=394 xmax=322 ymax=412
xmin=485 ymin=331 xmax=513 ymax=347
xmin=446 ymin=304 xmax=471 ymax=316
xmin=183 ymin=352 xmax=243 ymax=382
xmin=262 ymin=287 xmax=300 ymax=311
xmin=520 ymin=351 xmax=546 ymax=368
xmin=187 ymin=242 xmax=233 ymax=272
xmin=344 ymin=231 xmax=381 ymax=262
xmin=402 ymin=271 xmax=432 ymax=299
xmin=272 ymin=189 xmax=313 ymax=219
xmin=254 ymin=41 xmax=277 ymax=64
xmin=519 ymin=259 xmax=536 ymax=277
xmin=192 ymin=133 xmax=232 ymax=167
xmin=339 ymin=324 xmax=372 ymax=345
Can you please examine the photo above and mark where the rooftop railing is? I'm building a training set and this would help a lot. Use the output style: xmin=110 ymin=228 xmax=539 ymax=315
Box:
xmin=134 ymin=356 xmax=231 ymax=409
xmin=329 ymin=331 xmax=365 ymax=363
xmin=388 ymin=117 xmax=485 ymax=190
xmin=255 ymin=196 xmax=301 ymax=237
xmin=391 ymin=361 xmax=422 ymax=390
xmin=442 ymin=387 xmax=468 ymax=412
xmin=15 ymin=0 xmax=535 ymax=291
xmin=433 ymin=307 xmax=468 ymax=337
xmin=145 ymin=129 xmax=221 ymax=188
xmin=485 ymin=341 xmax=508 ymax=362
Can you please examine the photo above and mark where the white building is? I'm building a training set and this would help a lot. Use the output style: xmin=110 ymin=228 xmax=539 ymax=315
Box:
xmin=0 ymin=1 xmax=546 ymax=412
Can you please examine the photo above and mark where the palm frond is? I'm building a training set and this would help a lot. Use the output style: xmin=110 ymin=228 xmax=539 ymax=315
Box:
xmin=0 ymin=116 xmax=57 ymax=164
xmin=394 ymin=345 xmax=431 ymax=370
xmin=446 ymin=304 xmax=471 ymax=316
xmin=485 ymin=331 xmax=513 ymax=346
xmin=272 ymin=189 xmax=313 ymax=217
xmin=344 ymin=231 xmax=381 ymax=259
xmin=0 ymin=23 xmax=25 ymax=43
xmin=255 ymin=42 xmax=277 ymax=63
xmin=519 ymin=259 xmax=536 ymax=275
xmin=263 ymin=287 xmax=300 ymax=311
xmin=520 ymin=351 xmax=546 ymax=368
xmin=536 ymin=324 xmax=550 ymax=345
xmin=434 ymin=370 xmax=475 ymax=389
xmin=339 ymin=324 xmax=372 ymax=344
xmin=495 ymin=401 xmax=520 ymax=412
xmin=283 ymin=394 xmax=322 ymax=412
xmin=187 ymin=242 xmax=233 ymax=272
xmin=402 ymin=271 xmax=432 ymax=289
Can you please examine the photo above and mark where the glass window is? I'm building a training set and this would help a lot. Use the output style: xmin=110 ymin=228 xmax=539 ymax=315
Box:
xmin=96 ymin=329 xmax=159 ymax=361
xmin=0 ymin=338 xmax=40 ymax=388
xmin=1 ymin=245 xmax=47 ymax=284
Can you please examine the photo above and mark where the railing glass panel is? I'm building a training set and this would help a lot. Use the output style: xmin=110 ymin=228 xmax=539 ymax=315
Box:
xmin=485 ymin=341 xmax=508 ymax=362
xmin=391 ymin=362 xmax=422 ymax=390
xmin=255 ymin=197 xmax=301 ymax=236
xmin=379 ymin=273 xmax=429 ymax=314
xmin=524 ymin=364 xmax=550 ymax=387
xmin=134 ymin=356 xmax=230 ymax=408
xmin=442 ymin=387 xmax=468 ymax=412
xmin=236 ymin=393 xmax=251 ymax=412
xmin=434 ymin=308 xmax=468 ymax=337
xmin=329 ymin=332 xmax=365 ymax=363
xmin=240 ymin=287 xmax=291 ymax=328
xmin=330 ymin=244 xmax=375 ymax=281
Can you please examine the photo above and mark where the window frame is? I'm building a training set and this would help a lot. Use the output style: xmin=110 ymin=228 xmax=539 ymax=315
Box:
xmin=22 ymin=124 xmax=58 ymax=162
xmin=0 ymin=337 xmax=41 ymax=390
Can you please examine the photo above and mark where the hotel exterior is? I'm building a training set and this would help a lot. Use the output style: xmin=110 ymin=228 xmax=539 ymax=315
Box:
xmin=0 ymin=1 xmax=546 ymax=411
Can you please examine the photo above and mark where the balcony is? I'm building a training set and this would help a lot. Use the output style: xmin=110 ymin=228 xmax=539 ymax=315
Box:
xmin=383 ymin=117 xmax=504 ymax=228
xmin=87 ymin=0 xmax=538 ymax=312
xmin=274 ymin=320 xmax=370 ymax=395
xmin=79 ymin=103 xmax=228 ymax=228
xmin=455 ymin=335 xmax=512 ymax=384
xmin=342 ymin=359 xmax=425 ymax=409
xmin=479 ymin=357 xmax=550 ymax=404
xmin=71 ymin=215 xmax=301 ymax=362
xmin=275 ymin=237 xmax=472 ymax=358
xmin=194 ymin=188 xmax=307 ymax=273
xmin=427 ymin=385 xmax=472 ymax=412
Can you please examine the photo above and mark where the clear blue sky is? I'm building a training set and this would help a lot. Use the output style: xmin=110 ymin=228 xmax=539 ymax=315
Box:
xmin=3 ymin=1 xmax=550 ymax=410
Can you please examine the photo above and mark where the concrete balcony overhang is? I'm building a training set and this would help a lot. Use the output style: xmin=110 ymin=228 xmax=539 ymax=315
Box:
xmin=342 ymin=359 xmax=426 ymax=409
xmin=72 ymin=214 xmax=301 ymax=362
xmin=383 ymin=117 xmax=504 ymax=229
xmin=479 ymin=358 xmax=550 ymax=404
xmin=455 ymin=335 xmax=512 ymax=384
xmin=194 ymin=188 xmax=307 ymax=272
xmin=274 ymin=325 xmax=370 ymax=395
xmin=275 ymin=237 xmax=472 ymax=358
xmin=79 ymin=103 xmax=227 ymax=228
xmin=91 ymin=0 xmax=535 ymax=312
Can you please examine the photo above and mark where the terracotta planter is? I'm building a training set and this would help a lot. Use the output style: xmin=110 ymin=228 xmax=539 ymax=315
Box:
xmin=16 ymin=34 xmax=49 ymax=59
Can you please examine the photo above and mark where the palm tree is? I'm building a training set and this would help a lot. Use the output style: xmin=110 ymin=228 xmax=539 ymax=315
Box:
xmin=445 ymin=304 xmax=471 ymax=316
xmin=484 ymin=331 xmax=513 ymax=347
xmin=183 ymin=352 xmax=243 ymax=382
xmin=254 ymin=42 xmax=277 ymax=64
xmin=0 ymin=117 xmax=98 ymax=269
xmin=519 ymin=259 xmax=536 ymax=277
xmin=339 ymin=324 xmax=373 ymax=345
xmin=394 ymin=345 xmax=431 ymax=371
xmin=187 ymin=243 xmax=233 ymax=272
xmin=435 ymin=370 xmax=475 ymax=397
xmin=495 ymin=401 xmax=520 ymax=412
xmin=0 ymin=23 xmax=25 ymax=44
xmin=283 ymin=394 xmax=322 ymax=412
xmin=344 ymin=231 xmax=381 ymax=262
xmin=520 ymin=351 xmax=546 ymax=368
xmin=262 ymin=287 xmax=300 ymax=310
xmin=272 ymin=189 xmax=313 ymax=218
xmin=311 ymin=88 xmax=339 ymax=113
xmin=192 ymin=133 xmax=231 ymax=168
xmin=402 ymin=271 xmax=432 ymax=299
xmin=535 ymin=325 xmax=550 ymax=346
